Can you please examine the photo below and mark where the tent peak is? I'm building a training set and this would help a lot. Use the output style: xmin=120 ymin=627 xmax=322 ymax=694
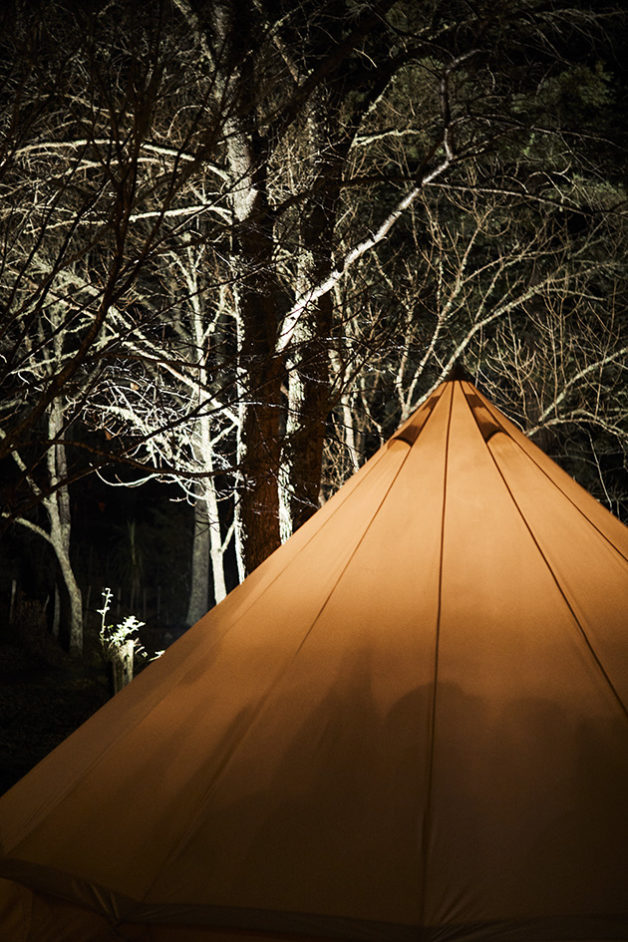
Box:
xmin=446 ymin=361 xmax=472 ymax=383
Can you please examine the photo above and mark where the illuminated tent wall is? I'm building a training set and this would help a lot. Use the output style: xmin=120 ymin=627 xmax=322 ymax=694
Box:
xmin=1 ymin=377 xmax=627 ymax=942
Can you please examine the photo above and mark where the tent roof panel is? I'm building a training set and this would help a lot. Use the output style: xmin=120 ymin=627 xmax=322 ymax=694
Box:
xmin=1 ymin=378 xmax=627 ymax=941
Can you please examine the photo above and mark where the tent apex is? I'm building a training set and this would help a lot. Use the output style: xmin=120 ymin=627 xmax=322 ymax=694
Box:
xmin=446 ymin=360 xmax=472 ymax=383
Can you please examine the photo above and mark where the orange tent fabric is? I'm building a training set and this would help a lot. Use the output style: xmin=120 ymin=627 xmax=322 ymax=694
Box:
xmin=1 ymin=378 xmax=627 ymax=942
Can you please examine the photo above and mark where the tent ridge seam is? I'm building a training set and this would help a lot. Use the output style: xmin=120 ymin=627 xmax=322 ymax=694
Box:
xmin=418 ymin=380 xmax=455 ymax=925
xmin=473 ymin=388 xmax=628 ymax=566
xmin=485 ymin=439 xmax=628 ymax=725
xmin=511 ymin=434 xmax=628 ymax=566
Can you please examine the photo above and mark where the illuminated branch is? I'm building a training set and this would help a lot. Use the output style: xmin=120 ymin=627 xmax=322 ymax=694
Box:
xmin=530 ymin=347 xmax=628 ymax=431
xmin=277 ymin=156 xmax=453 ymax=354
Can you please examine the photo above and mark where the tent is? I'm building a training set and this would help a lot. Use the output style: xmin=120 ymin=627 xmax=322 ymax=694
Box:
xmin=1 ymin=376 xmax=627 ymax=942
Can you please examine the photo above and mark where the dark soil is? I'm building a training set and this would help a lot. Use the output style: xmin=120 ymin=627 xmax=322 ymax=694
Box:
xmin=0 ymin=627 xmax=111 ymax=795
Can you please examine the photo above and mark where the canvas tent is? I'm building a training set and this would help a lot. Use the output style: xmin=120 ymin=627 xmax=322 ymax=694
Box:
xmin=0 ymin=376 xmax=627 ymax=942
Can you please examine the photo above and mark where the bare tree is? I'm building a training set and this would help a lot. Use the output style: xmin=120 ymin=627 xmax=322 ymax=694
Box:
xmin=0 ymin=0 xmax=229 ymax=648
xmin=2 ymin=0 xmax=625 ymax=649
xmin=320 ymin=167 xmax=627 ymax=515
xmin=199 ymin=0 xmax=625 ymax=560
xmin=90 ymin=234 xmax=240 ymax=618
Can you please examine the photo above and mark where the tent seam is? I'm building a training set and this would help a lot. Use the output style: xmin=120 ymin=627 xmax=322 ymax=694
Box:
xmin=469 ymin=385 xmax=628 ymax=566
xmin=6 ymin=387 xmax=447 ymax=868
xmin=162 ymin=388 xmax=448 ymax=696
xmin=482 ymin=430 xmax=628 ymax=725
xmin=418 ymin=380 xmax=455 ymax=928
xmin=4 ymin=442 xmax=398 ymax=848
xmin=509 ymin=435 xmax=628 ymax=565
xmin=4 ymin=387 xmax=450 ymax=851
xmin=137 ymin=412 xmax=424 ymax=902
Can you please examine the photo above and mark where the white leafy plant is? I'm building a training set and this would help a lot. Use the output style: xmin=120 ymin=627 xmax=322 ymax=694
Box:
xmin=97 ymin=588 xmax=165 ymax=666
xmin=97 ymin=587 xmax=147 ymax=661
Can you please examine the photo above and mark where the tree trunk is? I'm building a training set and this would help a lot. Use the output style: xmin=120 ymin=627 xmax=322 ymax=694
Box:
xmin=185 ymin=480 xmax=230 ymax=624
xmin=185 ymin=473 xmax=230 ymax=619
xmin=186 ymin=497 xmax=211 ymax=626
xmin=234 ymin=326 xmax=282 ymax=574
xmin=279 ymin=303 xmax=332 ymax=540
xmin=186 ymin=270 xmax=229 ymax=615
xmin=206 ymin=479 xmax=228 ymax=607
xmin=212 ymin=1 xmax=282 ymax=576
xmin=55 ymin=545 xmax=84 ymax=655
xmin=111 ymin=641 xmax=135 ymax=694
xmin=45 ymin=399 xmax=83 ymax=655
xmin=280 ymin=91 xmax=346 ymax=539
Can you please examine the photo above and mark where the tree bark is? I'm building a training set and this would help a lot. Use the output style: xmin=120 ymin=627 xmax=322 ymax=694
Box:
xmin=279 ymin=89 xmax=347 ymax=538
xmin=185 ymin=266 xmax=230 ymax=618
xmin=45 ymin=399 xmax=83 ymax=655
xmin=185 ymin=496 xmax=211 ymax=626
xmin=212 ymin=0 xmax=283 ymax=575
xmin=111 ymin=641 xmax=135 ymax=694
xmin=234 ymin=268 xmax=282 ymax=574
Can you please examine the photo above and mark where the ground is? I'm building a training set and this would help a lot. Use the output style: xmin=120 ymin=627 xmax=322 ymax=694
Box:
xmin=0 ymin=627 xmax=111 ymax=795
